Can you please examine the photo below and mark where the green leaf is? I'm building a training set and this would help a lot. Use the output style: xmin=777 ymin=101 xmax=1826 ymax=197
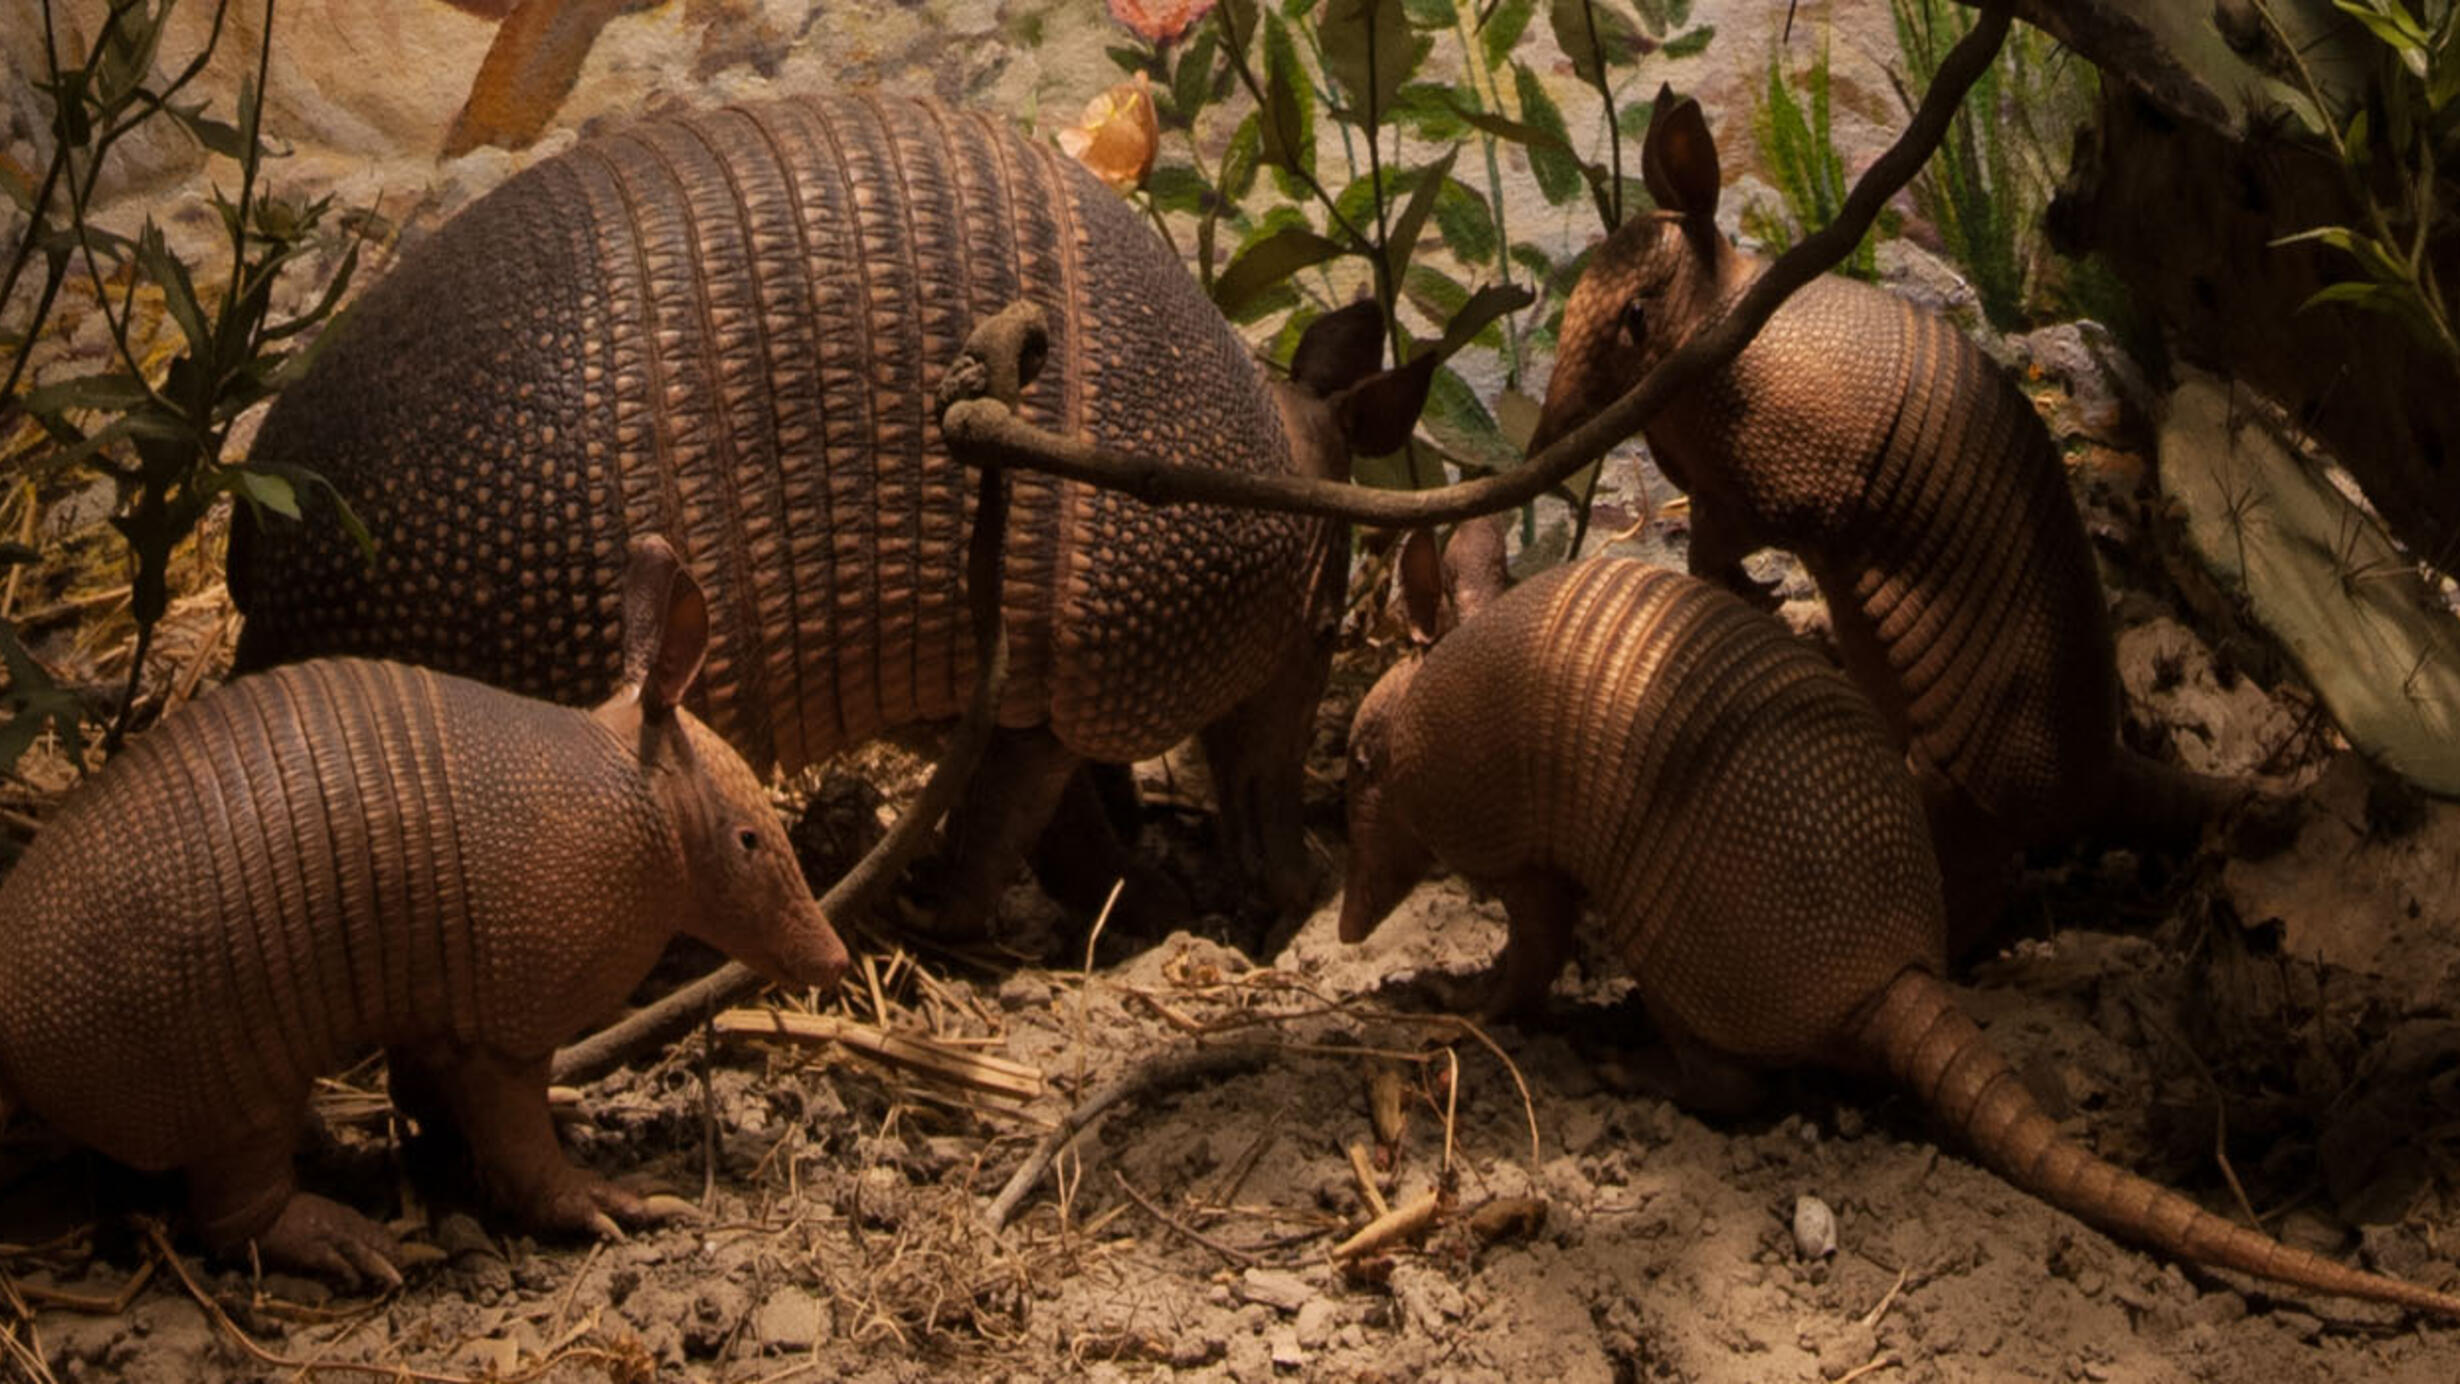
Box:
xmin=1430 ymin=281 xmax=1534 ymax=359
xmin=168 ymin=100 xmax=248 ymax=160
xmin=1148 ymin=162 xmax=1213 ymax=215
xmin=1433 ymin=177 xmax=1498 ymax=264
xmin=1172 ymin=28 xmax=1219 ymax=121
xmin=1219 ymin=0 xmax=1261 ymax=54
xmin=1107 ymin=44 xmax=1152 ymax=75
xmin=230 ymin=467 xmax=301 ymax=521
xmin=1213 ymin=224 xmax=1348 ymax=315
xmin=1319 ymin=0 xmax=1422 ymax=126
xmin=132 ymin=222 xmax=210 ymax=358
xmin=1383 ymin=146 xmax=1460 ymax=285
xmin=1482 ymin=0 xmax=1536 ymax=69
xmin=1260 ymin=17 xmax=1317 ymax=193
xmin=1506 ymin=66 xmax=1583 ymax=205
xmin=1417 ymin=363 xmax=1515 ymax=470
xmin=1400 ymin=0 xmax=1454 ymax=26
xmin=1549 ymin=0 xmax=1647 ymax=88
xmin=1662 ymin=23 xmax=1713 ymax=58
xmin=21 ymin=371 xmax=154 ymax=419
xmin=1388 ymin=81 xmax=1468 ymax=140
xmin=0 ymin=618 xmax=89 ymax=777
xmin=1221 ymin=111 xmax=1264 ymax=201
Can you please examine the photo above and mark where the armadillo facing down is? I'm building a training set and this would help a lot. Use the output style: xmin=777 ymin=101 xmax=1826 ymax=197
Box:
xmin=231 ymin=92 xmax=1424 ymax=931
xmin=1339 ymin=541 xmax=2460 ymax=1318
xmin=0 ymin=538 xmax=847 ymax=1284
xmin=1530 ymin=95 xmax=2231 ymax=943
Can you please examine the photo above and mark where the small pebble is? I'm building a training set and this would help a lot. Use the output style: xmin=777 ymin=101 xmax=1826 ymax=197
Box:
xmin=1792 ymin=1194 xmax=1838 ymax=1260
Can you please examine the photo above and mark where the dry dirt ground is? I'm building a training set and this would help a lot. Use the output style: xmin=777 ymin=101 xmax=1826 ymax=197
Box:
xmin=8 ymin=334 xmax=2460 ymax=1383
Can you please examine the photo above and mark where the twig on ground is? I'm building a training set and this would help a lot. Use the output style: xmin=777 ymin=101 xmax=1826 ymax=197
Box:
xmin=1347 ymin=1143 xmax=1390 ymax=1220
xmin=1860 ymin=1264 xmax=1912 ymax=1329
xmin=1332 ymin=1188 xmax=1443 ymax=1261
xmin=1110 ymin=1171 xmax=1262 ymax=1269
xmin=1834 ymin=1350 xmax=1901 ymax=1384
xmin=712 ymin=1010 xmax=1044 ymax=1101
xmin=984 ymin=1046 xmax=1276 ymax=1232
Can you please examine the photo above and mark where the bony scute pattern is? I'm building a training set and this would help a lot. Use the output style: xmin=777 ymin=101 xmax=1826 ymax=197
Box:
xmin=1340 ymin=550 xmax=2460 ymax=1319
xmin=0 ymin=538 xmax=848 ymax=1282
xmin=1529 ymin=95 xmax=2224 ymax=945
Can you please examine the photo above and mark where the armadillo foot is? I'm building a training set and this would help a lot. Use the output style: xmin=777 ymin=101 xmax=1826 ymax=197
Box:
xmin=246 ymin=1193 xmax=410 ymax=1290
xmin=527 ymin=1170 xmax=703 ymax=1240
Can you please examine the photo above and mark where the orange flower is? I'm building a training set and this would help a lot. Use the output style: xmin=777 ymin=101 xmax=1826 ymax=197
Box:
xmin=1057 ymin=78 xmax=1161 ymax=194
xmin=1106 ymin=0 xmax=1216 ymax=44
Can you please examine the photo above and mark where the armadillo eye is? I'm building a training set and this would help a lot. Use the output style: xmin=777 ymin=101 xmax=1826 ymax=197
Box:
xmin=737 ymin=827 xmax=761 ymax=854
xmin=1620 ymin=298 xmax=1647 ymax=346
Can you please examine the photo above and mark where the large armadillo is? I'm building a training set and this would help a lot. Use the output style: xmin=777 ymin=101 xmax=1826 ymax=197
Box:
xmin=1528 ymin=95 xmax=2224 ymax=943
xmin=231 ymin=91 xmax=1421 ymax=931
xmin=1339 ymin=539 xmax=2460 ymax=1318
xmin=0 ymin=537 xmax=847 ymax=1284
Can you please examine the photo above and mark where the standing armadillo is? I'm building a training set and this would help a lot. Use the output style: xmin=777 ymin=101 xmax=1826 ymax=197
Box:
xmin=1339 ymin=538 xmax=2460 ymax=1317
xmin=0 ymin=537 xmax=847 ymax=1284
xmin=1528 ymin=94 xmax=2228 ymax=944
xmin=230 ymin=91 xmax=1423 ymax=932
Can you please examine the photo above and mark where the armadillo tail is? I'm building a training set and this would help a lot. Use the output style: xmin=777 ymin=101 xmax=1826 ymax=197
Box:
xmin=1855 ymin=968 xmax=2460 ymax=1319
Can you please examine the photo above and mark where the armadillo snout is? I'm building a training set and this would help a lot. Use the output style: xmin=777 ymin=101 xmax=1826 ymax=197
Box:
xmin=760 ymin=901 xmax=850 ymax=992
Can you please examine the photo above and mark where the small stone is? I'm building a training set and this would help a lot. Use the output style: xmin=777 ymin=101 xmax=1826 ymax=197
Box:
xmin=754 ymin=1286 xmax=829 ymax=1351
xmin=1388 ymin=1263 xmax=1466 ymax=1330
xmin=1293 ymin=1298 xmax=1337 ymax=1348
xmin=462 ymin=1337 xmax=521 ymax=1375
xmin=1268 ymin=1326 xmax=1305 ymax=1370
xmin=1237 ymin=1268 xmax=1313 ymax=1315
xmin=1792 ymin=1195 xmax=1838 ymax=1260
xmin=996 ymin=973 xmax=1054 ymax=1010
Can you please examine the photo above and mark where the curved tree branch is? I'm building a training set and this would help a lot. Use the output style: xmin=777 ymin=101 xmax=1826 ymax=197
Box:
xmin=939 ymin=0 xmax=2014 ymax=528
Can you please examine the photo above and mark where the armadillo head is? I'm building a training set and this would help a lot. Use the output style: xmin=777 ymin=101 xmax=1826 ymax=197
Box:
xmin=1205 ymin=302 xmax=1437 ymax=917
xmin=1336 ymin=656 xmax=1434 ymax=944
xmin=600 ymin=536 xmax=851 ymax=993
xmin=1527 ymin=90 xmax=1737 ymax=459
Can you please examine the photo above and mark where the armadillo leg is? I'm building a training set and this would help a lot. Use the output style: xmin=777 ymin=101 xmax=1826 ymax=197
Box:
xmin=1917 ymin=767 xmax=2020 ymax=958
xmin=1027 ymin=763 xmax=1190 ymax=926
xmin=419 ymin=1047 xmax=694 ymax=1239
xmin=1684 ymin=494 xmax=1780 ymax=612
xmin=1418 ymin=871 xmax=1580 ymax=1020
xmin=188 ymin=1137 xmax=405 ymax=1287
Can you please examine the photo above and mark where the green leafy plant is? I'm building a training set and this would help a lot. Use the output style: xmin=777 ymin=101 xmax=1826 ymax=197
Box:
xmin=1110 ymin=0 xmax=1710 ymax=500
xmin=1744 ymin=29 xmax=1895 ymax=280
xmin=1 ymin=0 xmax=370 ymax=772
xmin=2263 ymin=0 xmax=2460 ymax=361
xmin=1887 ymin=0 xmax=2091 ymax=330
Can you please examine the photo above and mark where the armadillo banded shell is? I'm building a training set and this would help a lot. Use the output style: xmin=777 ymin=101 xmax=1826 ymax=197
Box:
xmin=1390 ymin=560 xmax=1943 ymax=1060
xmin=0 ymin=661 xmax=675 ymax=1170
xmin=232 ymin=93 xmax=1312 ymax=774
xmin=1675 ymin=276 xmax=2118 ymax=827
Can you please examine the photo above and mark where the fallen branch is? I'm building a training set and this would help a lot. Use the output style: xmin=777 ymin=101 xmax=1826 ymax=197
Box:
xmin=713 ymin=1008 xmax=1045 ymax=1102
xmin=983 ymin=1046 xmax=1275 ymax=1233
xmin=934 ymin=1 xmax=2013 ymax=528
xmin=1110 ymin=1171 xmax=1262 ymax=1269
xmin=1331 ymin=1187 xmax=1443 ymax=1261
xmin=550 ymin=308 xmax=1031 ymax=1087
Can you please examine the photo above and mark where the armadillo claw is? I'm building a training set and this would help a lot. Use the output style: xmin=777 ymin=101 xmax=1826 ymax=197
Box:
xmin=634 ymin=1193 xmax=704 ymax=1224
xmin=248 ymin=1193 xmax=410 ymax=1291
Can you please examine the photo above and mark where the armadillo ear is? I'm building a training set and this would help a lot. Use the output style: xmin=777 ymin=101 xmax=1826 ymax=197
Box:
xmin=1641 ymin=88 xmax=1719 ymax=221
xmin=621 ymin=534 xmax=711 ymax=718
xmin=1441 ymin=514 xmax=1511 ymax=626
xmin=1290 ymin=299 xmax=1387 ymax=398
xmin=1396 ymin=528 xmax=1446 ymax=646
xmin=1338 ymin=352 xmax=1438 ymax=458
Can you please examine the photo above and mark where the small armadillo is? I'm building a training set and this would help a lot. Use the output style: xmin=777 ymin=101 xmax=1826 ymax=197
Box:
xmin=1529 ymin=94 xmax=2225 ymax=941
xmin=0 ymin=537 xmax=847 ymax=1284
xmin=1339 ymin=542 xmax=2460 ymax=1318
xmin=230 ymin=92 xmax=1422 ymax=930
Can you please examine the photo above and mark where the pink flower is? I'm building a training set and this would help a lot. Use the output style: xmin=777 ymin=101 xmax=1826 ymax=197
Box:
xmin=1106 ymin=0 xmax=1217 ymax=45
